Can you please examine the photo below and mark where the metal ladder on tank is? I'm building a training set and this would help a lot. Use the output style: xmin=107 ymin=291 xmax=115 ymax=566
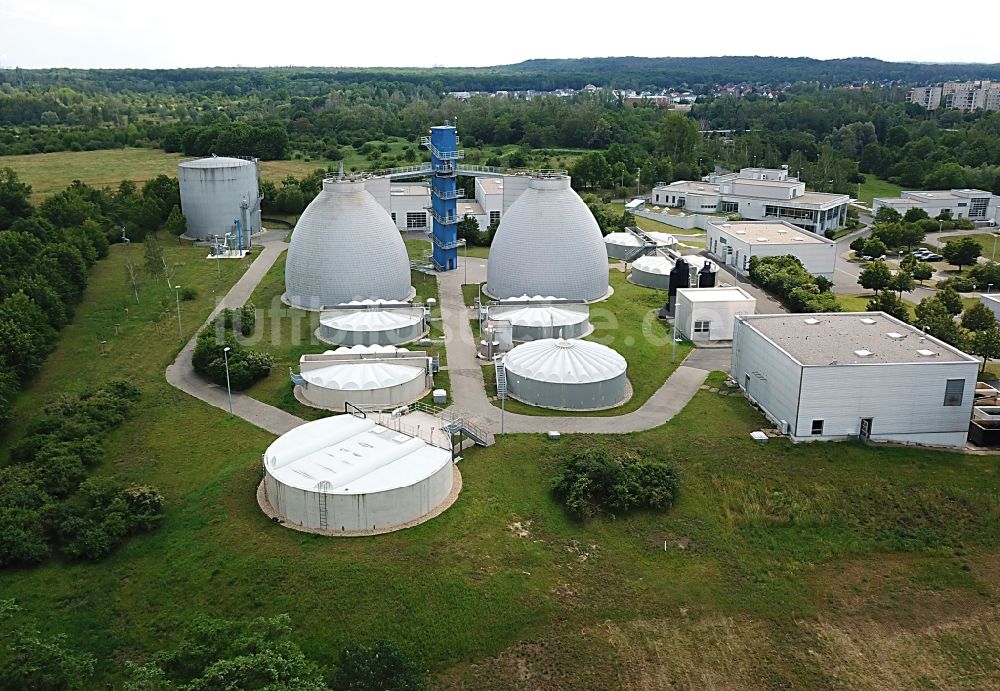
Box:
xmin=318 ymin=494 xmax=329 ymax=531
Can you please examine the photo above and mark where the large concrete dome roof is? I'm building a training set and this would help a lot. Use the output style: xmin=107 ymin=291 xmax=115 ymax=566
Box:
xmin=284 ymin=178 xmax=412 ymax=310
xmin=486 ymin=174 xmax=609 ymax=301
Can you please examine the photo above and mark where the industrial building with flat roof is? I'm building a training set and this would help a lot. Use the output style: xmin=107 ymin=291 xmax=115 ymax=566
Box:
xmin=731 ymin=312 xmax=979 ymax=448
xmin=674 ymin=286 xmax=756 ymax=342
xmin=872 ymin=189 xmax=1000 ymax=223
xmin=651 ymin=167 xmax=850 ymax=235
xmin=706 ymin=220 xmax=837 ymax=279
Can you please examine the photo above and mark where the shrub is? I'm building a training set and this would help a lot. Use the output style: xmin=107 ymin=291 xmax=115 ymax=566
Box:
xmin=551 ymin=447 xmax=679 ymax=521
xmin=179 ymin=286 xmax=198 ymax=301
xmin=52 ymin=479 xmax=163 ymax=561
xmin=333 ymin=640 xmax=427 ymax=691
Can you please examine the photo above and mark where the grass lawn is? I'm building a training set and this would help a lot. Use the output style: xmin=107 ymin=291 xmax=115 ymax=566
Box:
xmin=0 ymin=147 xmax=347 ymax=201
xmin=857 ymin=175 xmax=902 ymax=206
xmin=476 ymin=270 xmax=694 ymax=417
xmin=1 ymin=308 xmax=997 ymax=690
xmin=836 ymin=293 xmax=918 ymax=319
xmin=939 ymin=233 xmax=1000 ymax=259
xmin=0 ymin=238 xmax=998 ymax=688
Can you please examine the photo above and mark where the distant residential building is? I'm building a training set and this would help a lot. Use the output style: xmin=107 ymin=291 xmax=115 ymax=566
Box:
xmin=706 ymin=220 xmax=837 ymax=279
xmin=731 ymin=312 xmax=979 ymax=448
xmin=872 ymin=189 xmax=1000 ymax=222
xmin=651 ymin=167 xmax=850 ymax=234
xmin=907 ymin=81 xmax=1000 ymax=112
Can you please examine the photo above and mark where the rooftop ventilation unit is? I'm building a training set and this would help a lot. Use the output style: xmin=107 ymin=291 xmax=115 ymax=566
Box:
xmin=886 ymin=332 xmax=905 ymax=340
xmin=735 ymin=230 xmax=746 ymax=235
xmin=777 ymin=229 xmax=787 ymax=234
xmin=757 ymin=237 xmax=769 ymax=242
xmin=792 ymin=237 xmax=804 ymax=242
xmin=916 ymin=349 xmax=938 ymax=357
xmin=854 ymin=349 xmax=874 ymax=357
xmin=860 ymin=318 xmax=877 ymax=325
xmin=803 ymin=318 xmax=820 ymax=325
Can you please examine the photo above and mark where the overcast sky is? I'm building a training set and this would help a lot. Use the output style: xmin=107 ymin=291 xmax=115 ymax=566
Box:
xmin=1 ymin=0 xmax=997 ymax=70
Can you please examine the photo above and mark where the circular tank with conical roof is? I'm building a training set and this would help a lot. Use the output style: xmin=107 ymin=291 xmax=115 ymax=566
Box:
xmin=504 ymin=338 xmax=628 ymax=410
xmin=486 ymin=173 xmax=610 ymax=302
xmin=605 ymin=230 xmax=677 ymax=259
xmin=284 ymin=177 xmax=413 ymax=310
xmin=629 ymin=254 xmax=675 ymax=290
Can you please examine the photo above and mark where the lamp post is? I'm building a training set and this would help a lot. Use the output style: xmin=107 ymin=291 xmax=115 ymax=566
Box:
xmin=636 ymin=167 xmax=641 ymax=197
xmin=222 ymin=346 xmax=233 ymax=415
xmin=671 ymin=318 xmax=677 ymax=363
xmin=174 ymin=285 xmax=183 ymax=340
xmin=992 ymin=232 xmax=999 ymax=262
xmin=462 ymin=238 xmax=468 ymax=285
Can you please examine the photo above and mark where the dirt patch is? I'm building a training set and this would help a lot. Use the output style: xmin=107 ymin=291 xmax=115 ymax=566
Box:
xmin=507 ymin=520 xmax=532 ymax=539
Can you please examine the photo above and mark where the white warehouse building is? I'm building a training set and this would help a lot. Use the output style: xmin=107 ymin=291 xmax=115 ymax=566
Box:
xmin=364 ymin=176 xmax=506 ymax=233
xmin=872 ymin=189 xmax=1000 ymax=223
xmin=706 ymin=220 xmax=837 ymax=279
xmin=731 ymin=312 xmax=979 ymax=448
xmin=651 ymin=167 xmax=850 ymax=235
xmin=674 ymin=287 xmax=756 ymax=342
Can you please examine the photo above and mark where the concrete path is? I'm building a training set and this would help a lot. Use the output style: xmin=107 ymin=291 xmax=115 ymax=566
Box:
xmin=165 ymin=235 xmax=305 ymax=436
xmin=165 ymin=239 xmax=726 ymax=440
xmin=438 ymin=255 xmax=722 ymax=435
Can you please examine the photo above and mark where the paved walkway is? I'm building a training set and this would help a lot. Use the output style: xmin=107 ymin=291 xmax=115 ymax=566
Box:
xmin=166 ymin=241 xmax=727 ymax=439
xmin=437 ymin=256 xmax=722 ymax=434
xmin=165 ymin=235 xmax=305 ymax=436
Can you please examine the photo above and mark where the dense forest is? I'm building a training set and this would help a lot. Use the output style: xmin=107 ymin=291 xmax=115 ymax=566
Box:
xmin=3 ymin=62 xmax=1000 ymax=201
xmin=3 ymin=57 xmax=1000 ymax=94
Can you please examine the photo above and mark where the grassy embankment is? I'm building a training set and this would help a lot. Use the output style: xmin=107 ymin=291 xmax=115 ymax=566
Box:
xmin=0 ymin=191 xmax=996 ymax=689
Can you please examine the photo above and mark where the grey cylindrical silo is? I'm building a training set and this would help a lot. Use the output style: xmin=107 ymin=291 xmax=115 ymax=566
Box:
xmin=178 ymin=156 xmax=262 ymax=241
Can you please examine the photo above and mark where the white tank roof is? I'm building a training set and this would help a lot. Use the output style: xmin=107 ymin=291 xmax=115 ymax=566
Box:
xmin=504 ymin=338 xmax=626 ymax=384
xmin=179 ymin=156 xmax=255 ymax=169
xmin=632 ymin=254 xmax=675 ymax=275
xmin=302 ymin=361 xmax=423 ymax=391
xmin=333 ymin=344 xmax=409 ymax=354
xmin=264 ymin=416 xmax=450 ymax=494
xmin=494 ymin=304 xmax=589 ymax=328
xmin=500 ymin=294 xmax=566 ymax=302
xmin=487 ymin=175 xmax=609 ymax=301
xmin=285 ymin=178 xmax=412 ymax=309
xmin=320 ymin=308 xmax=423 ymax=333
xmin=604 ymin=231 xmax=676 ymax=247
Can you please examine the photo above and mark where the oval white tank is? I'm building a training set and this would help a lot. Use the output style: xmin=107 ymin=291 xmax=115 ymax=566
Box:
xmin=284 ymin=177 xmax=413 ymax=310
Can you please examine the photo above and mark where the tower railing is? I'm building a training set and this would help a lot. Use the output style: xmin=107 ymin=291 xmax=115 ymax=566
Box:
xmin=431 ymin=187 xmax=465 ymax=200
xmin=420 ymin=136 xmax=465 ymax=161
xmin=427 ymin=207 xmax=459 ymax=226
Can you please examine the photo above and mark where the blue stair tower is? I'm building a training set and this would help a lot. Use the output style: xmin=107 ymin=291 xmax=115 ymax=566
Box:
xmin=421 ymin=125 xmax=464 ymax=271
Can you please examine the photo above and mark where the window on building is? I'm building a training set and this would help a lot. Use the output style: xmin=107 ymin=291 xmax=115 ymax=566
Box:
xmin=489 ymin=210 xmax=501 ymax=225
xmin=970 ymin=198 xmax=989 ymax=218
xmin=720 ymin=201 xmax=739 ymax=214
xmin=391 ymin=212 xmax=396 ymax=223
xmin=811 ymin=419 xmax=824 ymax=435
xmin=943 ymin=378 xmax=965 ymax=406
xmin=693 ymin=320 xmax=711 ymax=334
xmin=406 ymin=212 xmax=427 ymax=229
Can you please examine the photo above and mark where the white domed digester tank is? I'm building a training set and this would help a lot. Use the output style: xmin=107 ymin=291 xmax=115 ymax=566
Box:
xmin=486 ymin=173 xmax=610 ymax=302
xmin=178 ymin=156 xmax=262 ymax=241
xmin=284 ymin=177 xmax=413 ymax=310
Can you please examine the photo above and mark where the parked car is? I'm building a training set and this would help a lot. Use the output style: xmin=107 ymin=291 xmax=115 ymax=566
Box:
xmin=861 ymin=254 xmax=887 ymax=261
xmin=923 ymin=253 xmax=943 ymax=262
